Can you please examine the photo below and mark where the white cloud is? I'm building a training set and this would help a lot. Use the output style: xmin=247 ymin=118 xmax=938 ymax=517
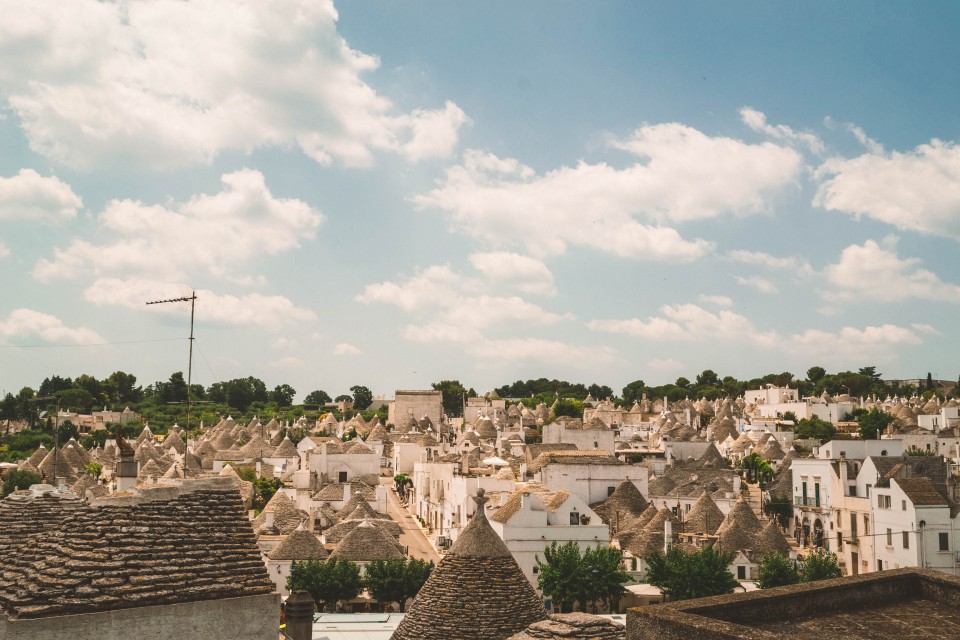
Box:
xmin=912 ymin=323 xmax=940 ymax=335
xmin=357 ymin=264 xmax=565 ymax=343
xmin=727 ymin=249 xmax=813 ymax=275
xmin=0 ymin=241 xmax=9 ymax=258
xmin=815 ymin=139 xmax=960 ymax=240
xmin=588 ymin=303 xmax=776 ymax=344
xmin=740 ymin=107 xmax=825 ymax=154
xmin=0 ymin=0 xmax=466 ymax=170
xmin=415 ymin=120 xmax=802 ymax=260
xmin=0 ymin=308 xmax=103 ymax=344
xmin=271 ymin=337 xmax=292 ymax=349
xmin=648 ymin=357 xmax=685 ymax=372
xmin=34 ymin=169 xmax=323 ymax=282
xmin=735 ymin=275 xmax=779 ymax=294
xmin=786 ymin=324 xmax=923 ymax=362
xmin=84 ymin=277 xmax=316 ymax=329
xmin=466 ymin=338 xmax=617 ymax=366
xmin=333 ymin=342 xmax=362 ymax=356
xmin=698 ymin=294 xmax=732 ymax=307
xmin=823 ymin=237 xmax=960 ymax=302
xmin=468 ymin=251 xmax=556 ymax=296
xmin=0 ymin=169 xmax=82 ymax=221
xmin=846 ymin=124 xmax=884 ymax=155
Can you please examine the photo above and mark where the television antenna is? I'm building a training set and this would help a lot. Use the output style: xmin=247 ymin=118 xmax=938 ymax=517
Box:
xmin=146 ymin=291 xmax=197 ymax=432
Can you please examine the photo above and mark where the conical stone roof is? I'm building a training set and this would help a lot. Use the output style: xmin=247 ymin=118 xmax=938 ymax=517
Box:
xmin=590 ymin=480 xmax=649 ymax=526
xmin=683 ymin=490 xmax=725 ymax=535
xmin=391 ymin=488 xmax=547 ymax=640
xmin=268 ymin=526 xmax=328 ymax=561
xmin=330 ymin=520 xmax=404 ymax=562
xmin=715 ymin=497 xmax=762 ymax=537
xmin=757 ymin=519 xmax=792 ymax=558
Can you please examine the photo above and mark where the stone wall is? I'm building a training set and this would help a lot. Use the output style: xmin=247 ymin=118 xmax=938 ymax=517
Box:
xmin=0 ymin=593 xmax=279 ymax=640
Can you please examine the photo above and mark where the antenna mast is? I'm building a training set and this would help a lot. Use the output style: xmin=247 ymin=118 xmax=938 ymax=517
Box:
xmin=146 ymin=292 xmax=197 ymax=431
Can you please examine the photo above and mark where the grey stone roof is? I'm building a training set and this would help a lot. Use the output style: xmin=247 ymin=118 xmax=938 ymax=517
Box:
xmin=268 ymin=527 xmax=328 ymax=561
xmin=507 ymin=613 xmax=625 ymax=640
xmin=683 ymin=490 xmax=725 ymax=535
xmin=391 ymin=489 xmax=546 ymax=640
xmin=0 ymin=478 xmax=273 ymax=620
xmin=329 ymin=520 xmax=405 ymax=562
xmin=591 ymin=480 xmax=649 ymax=525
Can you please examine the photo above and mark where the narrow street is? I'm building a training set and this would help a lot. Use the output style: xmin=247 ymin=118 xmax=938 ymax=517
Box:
xmin=383 ymin=478 xmax=441 ymax=564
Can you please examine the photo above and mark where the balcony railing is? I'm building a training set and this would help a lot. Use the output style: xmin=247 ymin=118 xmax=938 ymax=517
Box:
xmin=794 ymin=496 xmax=821 ymax=507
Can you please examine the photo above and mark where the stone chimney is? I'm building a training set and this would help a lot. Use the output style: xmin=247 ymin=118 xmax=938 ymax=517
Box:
xmin=343 ymin=483 xmax=351 ymax=502
xmin=265 ymin=510 xmax=275 ymax=530
xmin=285 ymin=590 xmax=314 ymax=640
xmin=838 ymin=453 xmax=848 ymax=497
xmin=664 ymin=519 xmax=673 ymax=553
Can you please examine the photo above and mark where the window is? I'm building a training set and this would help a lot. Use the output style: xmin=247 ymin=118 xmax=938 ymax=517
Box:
xmin=886 ymin=528 xmax=892 ymax=546
xmin=569 ymin=511 xmax=580 ymax=525
xmin=866 ymin=484 xmax=872 ymax=497
xmin=877 ymin=559 xmax=883 ymax=571
xmin=338 ymin=471 xmax=348 ymax=483
xmin=863 ymin=515 xmax=870 ymax=536
xmin=532 ymin=566 xmax=539 ymax=574
xmin=607 ymin=486 xmax=616 ymax=497
xmin=878 ymin=495 xmax=891 ymax=509
xmin=901 ymin=500 xmax=907 ymax=511
xmin=850 ymin=513 xmax=858 ymax=539
xmin=903 ymin=531 xmax=910 ymax=549
xmin=940 ymin=533 xmax=949 ymax=551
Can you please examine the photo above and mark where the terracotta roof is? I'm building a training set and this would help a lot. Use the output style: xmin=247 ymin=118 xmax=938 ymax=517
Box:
xmin=896 ymin=477 xmax=948 ymax=506
xmin=0 ymin=477 xmax=273 ymax=620
xmin=392 ymin=489 xmax=546 ymax=640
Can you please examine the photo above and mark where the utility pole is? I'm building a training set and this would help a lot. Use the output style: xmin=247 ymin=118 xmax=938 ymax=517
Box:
xmin=146 ymin=291 xmax=197 ymax=432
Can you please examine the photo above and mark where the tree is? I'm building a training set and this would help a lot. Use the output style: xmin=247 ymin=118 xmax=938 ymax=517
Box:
xmin=926 ymin=372 xmax=934 ymax=391
xmin=431 ymin=380 xmax=468 ymax=417
xmin=394 ymin=473 xmax=412 ymax=499
xmin=757 ymin=552 xmax=799 ymax=589
xmin=857 ymin=407 xmax=894 ymax=440
xmin=304 ymin=390 xmax=332 ymax=405
xmin=287 ymin=558 xmax=362 ymax=611
xmin=2 ymin=469 xmax=41 ymax=497
xmin=84 ymin=461 xmax=103 ymax=479
xmin=553 ymin=399 xmax=584 ymax=419
xmin=350 ymin=385 xmax=373 ymax=411
xmin=103 ymin=370 xmax=142 ymax=405
xmin=582 ymin=545 xmax=630 ymax=612
xmin=364 ymin=558 xmax=432 ymax=612
xmin=858 ymin=366 xmax=881 ymax=382
xmin=621 ymin=380 xmax=646 ymax=405
xmin=269 ymin=384 xmax=297 ymax=407
xmin=696 ymin=369 xmax=720 ymax=387
xmin=738 ymin=453 xmax=774 ymax=487
xmin=39 ymin=375 xmax=73 ymax=397
xmin=794 ymin=416 xmax=836 ymax=443
xmin=644 ymin=546 xmax=738 ymax=601
xmin=806 ymin=366 xmax=826 ymax=384
xmin=53 ymin=388 xmax=95 ymax=413
xmin=675 ymin=377 xmax=690 ymax=389
xmin=587 ymin=384 xmax=613 ymax=400
xmin=800 ymin=548 xmax=842 ymax=582
xmin=536 ymin=540 xmax=586 ymax=613
xmin=55 ymin=420 xmax=80 ymax=443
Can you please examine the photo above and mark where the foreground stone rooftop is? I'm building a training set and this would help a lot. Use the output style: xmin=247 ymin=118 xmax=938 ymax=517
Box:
xmin=0 ymin=477 xmax=274 ymax=620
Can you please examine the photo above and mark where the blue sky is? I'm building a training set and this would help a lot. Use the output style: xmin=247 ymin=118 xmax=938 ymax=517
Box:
xmin=2 ymin=1 xmax=959 ymax=401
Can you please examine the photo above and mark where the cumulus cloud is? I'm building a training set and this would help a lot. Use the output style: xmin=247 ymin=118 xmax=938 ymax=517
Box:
xmin=823 ymin=237 xmax=960 ymax=302
xmin=0 ymin=0 xmax=466 ymax=170
xmin=814 ymin=139 xmax=960 ymax=240
xmin=84 ymin=277 xmax=316 ymax=329
xmin=333 ymin=342 xmax=362 ymax=356
xmin=648 ymin=357 xmax=686 ymax=372
xmin=735 ymin=275 xmax=779 ymax=294
xmin=34 ymin=169 xmax=323 ymax=282
xmin=466 ymin=338 xmax=618 ymax=366
xmin=588 ymin=303 xmax=776 ymax=344
xmin=0 ymin=169 xmax=82 ymax=221
xmin=727 ymin=249 xmax=813 ymax=275
xmin=0 ymin=308 xmax=103 ymax=344
xmin=740 ymin=107 xmax=824 ymax=154
xmin=468 ymin=251 xmax=556 ymax=296
xmin=270 ymin=356 xmax=304 ymax=368
xmin=0 ymin=241 xmax=9 ymax=258
xmin=786 ymin=324 xmax=923 ymax=362
xmin=415 ymin=120 xmax=802 ymax=260
xmin=698 ymin=294 xmax=733 ymax=307
xmin=357 ymin=263 xmax=565 ymax=343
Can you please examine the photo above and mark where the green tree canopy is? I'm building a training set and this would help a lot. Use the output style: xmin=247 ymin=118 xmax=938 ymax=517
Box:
xmin=431 ymin=380 xmax=468 ymax=417
xmin=794 ymin=415 xmax=836 ymax=442
xmin=644 ymin=546 xmax=738 ymax=601
xmin=806 ymin=366 xmax=826 ymax=384
xmin=304 ymin=390 xmax=332 ymax=405
xmin=536 ymin=541 xmax=629 ymax=613
xmin=757 ymin=552 xmax=799 ymax=589
xmin=621 ymin=380 xmax=646 ymax=405
xmin=363 ymin=558 xmax=433 ymax=612
xmin=857 ymin=407 xmax=894 ymax=440
xmin=800 ymin=548 xmax=842 ymax=582
xmin=287 ymin=558 xmax=362 ymax=611
xmin=582 ymin=545 xmax=630 ymax=612
xmin=349 ymin=385 xmax=373 ymax=411
xmin=269 ymin=384 xmax=297 ymax=407
xmin=2 ymin=469 xmax=41 ymax=497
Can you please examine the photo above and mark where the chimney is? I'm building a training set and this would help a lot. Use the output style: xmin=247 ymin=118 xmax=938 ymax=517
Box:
xmin=285 ymin=591 xmax=315 ymax=640
xmin=343 ymin=483 xmax=351 ymax=502
xmin=733 ymin=476 xmax=741 ymax=493
xmin=265 ymin=510 xmax=275 ymax=529
xmin=664 ymin=519 xmax=673 ymax=552
xmin=838 ymin=453 xmax=848 ymax=497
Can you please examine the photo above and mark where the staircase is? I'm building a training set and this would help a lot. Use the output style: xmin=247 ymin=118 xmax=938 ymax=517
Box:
xmin=746 ymin=482 xmax=764 ymax=518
